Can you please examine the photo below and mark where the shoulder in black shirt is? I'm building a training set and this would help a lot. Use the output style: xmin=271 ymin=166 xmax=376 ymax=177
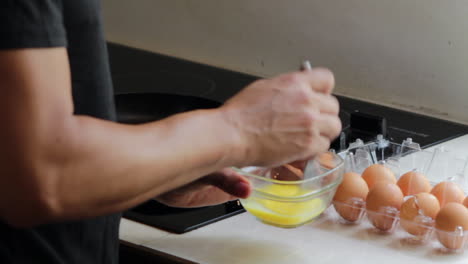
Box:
xmin=0 ymin=1 xmax=120 ymax=263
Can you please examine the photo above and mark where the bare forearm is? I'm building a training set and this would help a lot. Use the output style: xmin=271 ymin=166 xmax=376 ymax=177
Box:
xmin=2 ymin=107 xmax=243 ymax=226
xmin=0 ymin=48 xmax=247 ymax=227
xmin=0 ymin=48 xmax=340 ymax=227
xmin=56 ymin=109 xmax=241 ymax=218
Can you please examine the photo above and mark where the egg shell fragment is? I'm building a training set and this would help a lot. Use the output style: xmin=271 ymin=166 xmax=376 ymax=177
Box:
xmin=270 ymin=164 xmax=304 ymax=181
xmin=318 ymin=152 xmax=335 ymax=170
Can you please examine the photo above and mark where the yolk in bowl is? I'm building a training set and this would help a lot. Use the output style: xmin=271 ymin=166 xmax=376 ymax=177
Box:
xmin=241 ymin=184 xmax=326 ymax=227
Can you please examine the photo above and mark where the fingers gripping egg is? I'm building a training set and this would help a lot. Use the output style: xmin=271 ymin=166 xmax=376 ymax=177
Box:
xmin=333 ymin=172 xmax=369 ymax=222
xmin=400 ymin=193 xmax=440 ymax=236
xmin=397 ymin=171 xmax=431 ymax=196
xmin=430 ymin=182 xmax=464 ymax=208
xmin=366 ymin=182 xmax=404 ymax=231
xmin=362 ymin=164 xmax=396 ymax=189
xmin=435 ymin=203 xmax=468 ymax=250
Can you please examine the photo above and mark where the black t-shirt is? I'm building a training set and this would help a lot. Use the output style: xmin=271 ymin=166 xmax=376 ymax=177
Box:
xmin=0 ymin=1 xmax=120 ymax=263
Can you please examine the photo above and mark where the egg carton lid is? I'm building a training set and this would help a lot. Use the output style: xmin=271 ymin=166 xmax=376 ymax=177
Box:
xmin=337 ymin=135 xmax=468 ymax=192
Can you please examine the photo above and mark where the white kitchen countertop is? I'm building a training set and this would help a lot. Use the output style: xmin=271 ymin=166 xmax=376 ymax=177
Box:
xmin=119 ymin=135 xmax=468 ymax=264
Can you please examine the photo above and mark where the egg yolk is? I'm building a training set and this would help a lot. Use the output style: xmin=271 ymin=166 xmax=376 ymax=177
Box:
xmin=241 ymin=184 xmax=325 ymax=227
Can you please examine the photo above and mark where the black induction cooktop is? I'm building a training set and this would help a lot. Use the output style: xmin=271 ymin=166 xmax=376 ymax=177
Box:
xmin=108 ymin=42 xmax=468 ymax=234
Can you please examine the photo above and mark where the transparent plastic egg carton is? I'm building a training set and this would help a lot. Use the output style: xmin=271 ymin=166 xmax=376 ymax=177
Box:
xmin=332 ymin=135 xmax=468 ymax=252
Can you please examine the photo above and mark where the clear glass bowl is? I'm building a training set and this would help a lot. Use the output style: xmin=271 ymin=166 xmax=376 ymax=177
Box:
xmin=233 ymin=152 xmax=345 ymax=228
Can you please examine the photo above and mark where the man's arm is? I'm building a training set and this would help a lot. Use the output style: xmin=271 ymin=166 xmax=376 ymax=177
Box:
xmin=0 ymin=48 xmax=340 ymax=228
xmin=0 ymin=48 xmax=245 ymax=227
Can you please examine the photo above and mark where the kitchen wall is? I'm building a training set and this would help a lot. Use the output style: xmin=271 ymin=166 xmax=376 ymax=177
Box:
xmin=102 ymin=0 xmax=468 ymax=124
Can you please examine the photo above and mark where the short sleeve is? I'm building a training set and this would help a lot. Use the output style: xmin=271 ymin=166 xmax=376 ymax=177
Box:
xmin=0 ymin=0 xmax=67 ymax=49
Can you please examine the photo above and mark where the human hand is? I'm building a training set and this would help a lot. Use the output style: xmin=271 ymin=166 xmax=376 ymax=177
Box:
xmin=155 ymin=168 xmax=251 ymax=208
xmin=221 ymin=68 xmax=341 ymax=167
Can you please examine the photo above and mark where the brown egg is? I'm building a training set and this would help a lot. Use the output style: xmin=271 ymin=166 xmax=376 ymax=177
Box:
xmin=362 ymin=164 xmax=396 ymax=189
xmin=333 ymin=172 xmax=369 ymax=222
xmin=397 ymin=171 xmax=431 ymax=196
xmin=270 ymin=164 xmax=303 ymax=181
xmin=464 ymin=197 xmax=468 ymax=208
xmin=430 ymin=182 xmax=464 ymax=208
xmin=400 ymin=193 xmax=440 ymax=236
xmin=435 ymin=203 xmax=468 ymax=250
xmin=366 ymin=182 xmax=404 ymax=231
